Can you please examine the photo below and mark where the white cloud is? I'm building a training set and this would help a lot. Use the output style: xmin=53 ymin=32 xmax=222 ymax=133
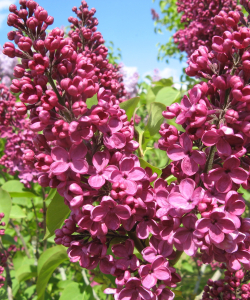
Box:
xmin=142 ymin=67 xmax=187 ymax=90
xmin=0 ymin=0 xmax=16 ymax=29
xmin=0 ymin=0 xmax=15 ymax=10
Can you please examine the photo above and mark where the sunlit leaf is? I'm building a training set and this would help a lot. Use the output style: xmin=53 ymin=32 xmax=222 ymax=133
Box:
xmin=44 ymin=192 xmax=70 ymax=239
xmin=119 ymin=97 xmax=140 ymax=121
xmin=0 ymin=187 xmax=12 ymax=229
xmin=36 ymin=245 xmax=68 ymax=300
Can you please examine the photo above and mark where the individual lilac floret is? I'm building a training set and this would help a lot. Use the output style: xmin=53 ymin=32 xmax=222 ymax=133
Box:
xmin=173 ymin=214 xmax=199 ymax=256
xmin=88 ymin=150 xmax=117 ymax=189
xmin=91 ymin=196 xmax=131 ymax=230
xmin=112 ymin=239 xmax=139 ymax=271
xmin=196 ymin=209 xmax=236 ymax=244
xmin=50 ymin=142 xmax=88 ymax=175
xmin=110 ymin=157 xmax=145 ymax=195
xmin=139 ymin=255 xmax=171 ymax=289
xmin=168 ymin=178 xmax=204 ymax=214
xmin=167 ymin=132 xmax=206 ymax=175
xmin=209 ymin=156 xmax=248 ymax=193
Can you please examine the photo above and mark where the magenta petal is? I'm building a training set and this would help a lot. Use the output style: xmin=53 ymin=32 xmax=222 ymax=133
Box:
xmin=51 ymin=146 xmax=69 ymax=162
xmin=120 ymin=158 xmax=134 ymax=173
xmin=196 ymin=218 xmax=211 ymax=233
xmin=181 ymin=156 xmax=198 ymax=176
xmin=112 ymin=244 xmax=128 ymax=258
xmin=103 ymin=165 xmax=118 ymax=180
xmin=217 ymin=138 xmax=232 ymax=157
xmin=107 ymin=132 xmax=126 ymax=149
xmin=118 ymin=288 xmax=134 ymax=300
xmin=88 ymin=174 xmax=105 ymax=189
xmin=123 ymin=179 xmax=137 ymax=195
xmin=70 ymin=142 xmax=87 ymax=160
xmin=215 ymin=173 xmax=232 ymax=193
xmin=209 ymin=224 xmax=225 ymax=243
xmin=114 ymin=205 xmax=131 ymax=220
xmin=183 ymin=234 xmax=197 ymax=256
xmin=105 ymin=213 xmax=120 ymax=230
xmin=110 ymin=170 xmax=123 ymax=182
xmin=108 ymin=117 xmax=123 ymax=133
xmin=156 ymin=190 xmax=169 ymax=207
xmin=50 ymin=161 xmax=69 ymax=175
xmin=141 ymin=273 xmax=157 ymax=289
xmin=127 ymin=167 xmax=145 ymax=181
xmin=209 ymin=168 xmax=224 ymax=181
xmin=168 ymin=192 xmax=188 ymax=209
xmin=70 ymin=159 xmax=88 ymax=174
xmin=179 ymin=132 xmax=192 ymax=152
xmin=191 ymin=150 xmax=206 ymax=165
xmin=174 ymin=228 xmax=188 ymax=244
xmin=142 ymin=247 xmax=157 ymax=263
xmin=223 ymin=156 xmax=240 ymax=170
xmin=179 ymin=178 xmax=195 ymax=199
xmin=137 ymin=287 xmax=154 ymax=300
xmin=230 ymin=168 xmax=248 ymax=184
xmin=228 ymin=257 xmax=241 ymax=271
xmin=217 ymin=218 xmax=235 ymax=233
xmin=91 ymin=205 xmax=108 ymax=221
xmin=202 ymin=130 xmax=219 ymax=146
xmin=154 ymin=267 xmax=171 ymax=281
xmin=92 ymin=151 xmax=110 ymax=172
xmin=137 ymin=221 xmax=149 ymax=239
xmin=167 ymin=144 xmax=186 ymax=161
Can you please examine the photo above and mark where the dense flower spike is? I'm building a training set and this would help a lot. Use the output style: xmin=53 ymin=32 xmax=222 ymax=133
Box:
xmin=202 ymin=268 xmax=250 ymax=299
xmin=4 ymin=0 xmax=250 ymax=298
xmin=0 ymin=81 xmax=38 ymax=187
xmin=174 ymin=0 xmax=239 ymax=57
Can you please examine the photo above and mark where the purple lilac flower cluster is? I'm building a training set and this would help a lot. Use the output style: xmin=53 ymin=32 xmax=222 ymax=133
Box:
xmin=0 ymin=82 xmax=38 ymax=187
xmin=202 ymin=269 xmax=250 ymax=299
xmin=173 ymin=0 xmax=239 ymax=57
xmin=4 ymin=0 xmax=250 ymax=299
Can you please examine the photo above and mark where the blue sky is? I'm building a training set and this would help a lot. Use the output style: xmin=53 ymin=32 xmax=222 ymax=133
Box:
xmin=0 ymin=0 xmax=186 ymax=81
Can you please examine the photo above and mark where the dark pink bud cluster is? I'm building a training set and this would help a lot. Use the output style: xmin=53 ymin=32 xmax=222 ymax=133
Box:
xmin=159 ymin=8 xmax=250 ymax=274
xmin=174 ymin=0 xmax=240 ymax=57
xmin=0 ymin=82 xmax=38 ymax=187
xmin=202 ymin=268 xmax=250 ymax=299
xmin=5 ymin=1 xmax=250 ymax=298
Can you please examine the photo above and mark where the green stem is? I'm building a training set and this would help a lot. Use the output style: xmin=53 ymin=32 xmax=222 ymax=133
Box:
xmin=169 ymin=250 xmax=183 ymax=266
xmin=204 ymin=145 xmax=217 ymax=174
xmin=127 ymin=231 xmax=144 ymax=253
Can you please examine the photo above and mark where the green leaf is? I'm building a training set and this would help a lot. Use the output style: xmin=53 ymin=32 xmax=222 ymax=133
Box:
xmin=44 ymin=192 xmax=70 ymax=239
xmin=0 ymin=187 xmax=12 ymax=229
xmin=119 ymin=97 xmax=140 ymax=121
xmin=152 ymin=77 xmax=173 ymax=87
xmin=45 ymin=188 xmax=57 ymax=202
xmin=10 ymin=205 xmax=26 ymax=218
xmin=1 ymin=234 xmax=17 ymax=245
xmin=139 ymin=158 xmax=162 ymax=176
xmin=13 ymin=252 xmax=26 ymax=270
xmin=59 ymin=282 xmax=83 ymax=300
xmin=155 ymin=87 xmax=180 ymax=106
xmin=86 ymin=94 xmax=98 ymax=109
xmin=83 ymin=285 xmax=94 ymax=300
xmin=1 ymin=180 xmax=37 ymax=198
xmin=145 ymin=102 xmax=166 ymax=136
xmin=182 ymin=261 xmax=194 ymax=273
xmin=145 ymin=87 xmax=156 ymax=107
xmin=36 ymin=245 xmax=68 ymax=300
xmin=16 ymin=258 xmax=37 ymax=282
